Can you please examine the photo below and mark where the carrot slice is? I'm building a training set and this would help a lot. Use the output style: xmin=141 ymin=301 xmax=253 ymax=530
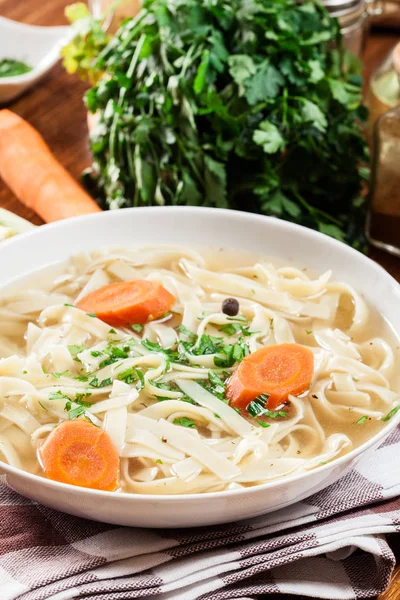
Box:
xmin=40 ymin=420 xmax=119 ymax=491
xmin=226 ymin=343 xmax=314 ymax=411
xmin=76 ymin=279 xmax=175 ymax=327
xmin=0 ymin=110 xmax=101 ymax=223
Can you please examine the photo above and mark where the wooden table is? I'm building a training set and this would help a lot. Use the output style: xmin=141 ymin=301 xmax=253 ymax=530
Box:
xmin=0 ymin=1 xmax=400 ymax=598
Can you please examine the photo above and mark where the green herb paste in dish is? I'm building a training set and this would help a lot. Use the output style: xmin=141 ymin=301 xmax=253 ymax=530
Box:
xmin=0 ymin=58 xmax=32 ymax=78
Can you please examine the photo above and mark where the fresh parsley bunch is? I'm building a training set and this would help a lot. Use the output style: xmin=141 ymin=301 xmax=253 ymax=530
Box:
xmin=82 ymin=0 xmax=369 ymax=248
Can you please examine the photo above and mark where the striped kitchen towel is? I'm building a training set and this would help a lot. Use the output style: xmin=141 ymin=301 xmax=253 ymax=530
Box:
xmin=1 ymin=427 xmax=400 ymax=600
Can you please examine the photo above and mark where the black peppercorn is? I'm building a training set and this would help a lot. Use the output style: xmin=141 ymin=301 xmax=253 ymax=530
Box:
xmin=222 ymin=298 xmax=239 ymax=316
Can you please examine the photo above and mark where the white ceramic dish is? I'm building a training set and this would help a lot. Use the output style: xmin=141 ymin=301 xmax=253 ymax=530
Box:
xmin=0 ymin=17 xmax=72 ymax=104
xmin=0 ymin=206 xmax=399 ymax=528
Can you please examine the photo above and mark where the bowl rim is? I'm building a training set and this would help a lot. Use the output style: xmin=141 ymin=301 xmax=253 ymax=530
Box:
xmin=0 ymin=205 xmax=399 ymax=501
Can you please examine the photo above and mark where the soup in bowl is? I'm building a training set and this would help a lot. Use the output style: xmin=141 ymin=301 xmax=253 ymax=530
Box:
xmin=0 ymin=207 xmax=398 ymax=527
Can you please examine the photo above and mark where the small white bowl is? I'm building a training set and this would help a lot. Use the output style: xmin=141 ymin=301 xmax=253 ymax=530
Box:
xmin=0 ymin=17 xmax=72 ymax=104
xmin=0 ymin=207 xmax=399 ymax=528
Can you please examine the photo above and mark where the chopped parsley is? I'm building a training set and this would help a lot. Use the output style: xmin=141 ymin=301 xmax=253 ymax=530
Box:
xmin=75 ymin=392 xmax=92 ymax=403
xmin=207 ymin=371 xmax=226 ymax=398
xmin=86 ymin=313 xmax=97 ymax=318
xmin=89 ymin=376 xmax=112 ymax=388
xmin=219 ymin=323 xmax=252 ymax=337
xmin=355 ymin=415 xmax=369 ymax=425
xmin=176 ymin=324 xmax=197 ymax=340
xmin=74 ymin=374 xmax=89 ymax=382
xmin=51 ymin=370 xmax=71 ymax=379
xmin=142 ymin=333 xmax=249 ymax=369
xmin=48 ymin=390 xmax=71 ymax=401
xmin=136 ymin=369 xmax=145 ymax=390
xmin=67 ymin=406 xmax=86 ymax=419
xmin=0 ymin=58 xmax=32 ymax=78
xmin=99 ymin=357 xmax=117 ymax=368
xmin=247 ymin=394 xmax=287 ymax=419
xmin=68 ymin=344 xmax=87 ymax=356
xmin=132 ymin=324 xmax=144 ymax=333
xmin=150 ymin=379 xmax=175 ymax=391
xmin=65 ymin=392 xmax=92 ymax=419
xmin=64 ymin=303 xmax=75 ymax=308
xmin=111 ymin=347 xmax=129 ymax=359
xmin=213 ymin=341 xmax=249 ymax=368
xmin=117 ymin=367 xmax=137 ymax=384
xmin=117 ymin=366 xmax=145 ymax=390
xmin=109 ymin=328 xmax=117 ymax=334
xmin=382 ymin=406 xmax=400 ymax=422
xmin=226 ymin=315 xmax=248 ymax=323
xmin=306 ymin=330 xmax=313 ymax=335
xmin=173 ymin=417 xmax=196 ymax=428
xmin=91 ymin=350 xmax=102 ymax=357
xmin=257 ymin=420 xmax=271 ymax=428
xmin=99 ymin=377 xmax=113 ymax=388
xmin=156 ymin=459 xmax=163 ymax=464
xmin=196 ymin=334 xmax=224 ymax=355
xmin=89 ymin=375 xmax=99 ymax=387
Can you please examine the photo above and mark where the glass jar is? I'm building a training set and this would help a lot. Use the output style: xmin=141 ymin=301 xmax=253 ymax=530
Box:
xmin=367 ymin=43 xmax=400 ymax=131
xmin=366 ymin=44 xmax=400 ymax=257
xmin=323 ymin=0 xmax=384 ymax=57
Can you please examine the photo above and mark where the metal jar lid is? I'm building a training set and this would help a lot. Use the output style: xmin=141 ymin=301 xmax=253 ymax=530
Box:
xmin=322 ymin=0 xmax=383 ymax=22
xmin=323 ymin=0 xmax=363 ymax=10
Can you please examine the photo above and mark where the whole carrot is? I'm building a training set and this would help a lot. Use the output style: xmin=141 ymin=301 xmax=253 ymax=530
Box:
xmin=0 ymin=109 xmax=101 ymax=222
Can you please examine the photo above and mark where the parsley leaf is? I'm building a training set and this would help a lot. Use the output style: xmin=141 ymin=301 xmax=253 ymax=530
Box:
xmin=68 ymin=344 xmax=86 ymax=356
xmin=382 ymin=406 xmax=400 ymax=422
xmin=253 ymin=121 xmax=285 ymax=155
xmin=356 ymin=415 xmax=369 ymax=425
xmin=245 ymin=61 xmax=283 ymax=104
xmin=177 ymin=325 xmax=198 ymax=341
xmin=51 ymin=370 xmax=71 ymax=379
xmin=219 ymin=323 xmax=251 ymax=337
xmin=247 ymin=394 xmax=287 ymax=419
xmin=173 ymin=417 xmax=196 ymax=429
xmin=49 ymin=390 xmax=71 ymax=401
xmin=117 ymin=367 xmax=137 ymax=384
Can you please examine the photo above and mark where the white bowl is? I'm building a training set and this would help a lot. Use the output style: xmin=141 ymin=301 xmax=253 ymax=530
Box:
xmin=0 ymin=207 xmax=399 ymax=528
xmin=0 ymin=17 xmax=72 ymax=104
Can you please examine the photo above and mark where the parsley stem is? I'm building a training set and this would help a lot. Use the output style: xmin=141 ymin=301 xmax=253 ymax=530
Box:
xmin=292 ymin=190 xmax=342 ymax=227
xmin=282 ymin=87 xmax=288 ymax=127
